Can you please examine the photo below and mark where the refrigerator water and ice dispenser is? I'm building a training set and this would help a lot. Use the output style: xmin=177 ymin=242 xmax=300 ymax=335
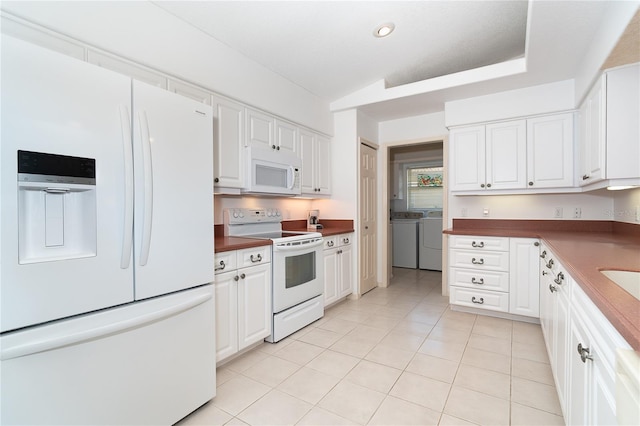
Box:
xmin=17 ymin=150 xmax=97 ymax=264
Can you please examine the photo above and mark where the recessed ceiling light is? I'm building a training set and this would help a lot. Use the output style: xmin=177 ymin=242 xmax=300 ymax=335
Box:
xmin=373 ymin=23 xmax=395 ymax=38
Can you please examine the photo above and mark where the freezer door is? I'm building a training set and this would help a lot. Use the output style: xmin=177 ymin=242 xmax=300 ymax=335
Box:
xmin=0 ymin=285 xmax=216 ymax=425
xmin=0 ymin=36 xmax=134 ymax=332
xmin=132 ymin=81 xmax=214 ymax=299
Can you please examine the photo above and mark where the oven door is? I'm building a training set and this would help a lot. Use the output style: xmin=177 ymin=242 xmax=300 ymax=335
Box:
xmin=271 ymin=239 xmax=324 ymax=313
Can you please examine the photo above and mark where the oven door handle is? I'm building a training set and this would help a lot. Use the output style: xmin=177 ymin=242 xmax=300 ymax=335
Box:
xmin=273 ymin=239 xmax=324 ymax=252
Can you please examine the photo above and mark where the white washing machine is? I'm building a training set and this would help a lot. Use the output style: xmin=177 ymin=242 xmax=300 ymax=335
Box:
xmin=419 ymin=209 xmax=443 ymax=271
xmin=391 ymin=212 xmax=423 ymax=269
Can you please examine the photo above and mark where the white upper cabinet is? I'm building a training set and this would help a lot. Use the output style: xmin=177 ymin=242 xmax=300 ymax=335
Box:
xmin=212 ymin=94 xmax=244 ymax=190
xmin=450 ymin=120 xmax=526 ymax=191
xmin=300 ymin=129 xmax=331 ymax=196
xmin=579 ymin=77 xmax=606 ymax=185
xmin=486 ymin=120 xmax=527 ymax=190
xmin=526 ymin=113 xmax=574 ymax=188
xmin=450 ymin=125 xmax=486 ymax=191
xmin=245 ymin=108 xmax=275 ymax=150
xmin=275 ymin=119 xmax=299 ymax=155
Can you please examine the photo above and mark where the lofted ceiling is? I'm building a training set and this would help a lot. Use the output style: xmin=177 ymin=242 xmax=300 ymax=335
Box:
xmin=152 ymin=0 xmax=632 ymax=120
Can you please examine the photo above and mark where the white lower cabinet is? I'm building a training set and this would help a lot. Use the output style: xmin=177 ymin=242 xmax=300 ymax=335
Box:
xmin=448 ymin=235 xmax=539 ymax=317
xmin=214 ymin=246 xmax=272 ymax=363
xmin=323 ymin=234 xmax=353 ymax=307
xmin=539 ymin=245 xmax=631 ymax=425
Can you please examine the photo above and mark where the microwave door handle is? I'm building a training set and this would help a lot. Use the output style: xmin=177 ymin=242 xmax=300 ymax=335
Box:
xmin=288 ymin=165 xmax=295 ymax=190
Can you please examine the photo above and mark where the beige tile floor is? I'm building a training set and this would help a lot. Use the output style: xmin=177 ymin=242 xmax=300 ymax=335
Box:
xmin=178 ymin=268 xmax=564 ymax=426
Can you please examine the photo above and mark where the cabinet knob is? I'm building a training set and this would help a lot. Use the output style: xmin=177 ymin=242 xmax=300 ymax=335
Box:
xmin=240 ymin=273 xmax=246 ymax=279
xmin=577 ymin=343 xmax=593 ymax=362
xmin=214 ymin=177 xmax=219 ymax=183
xmin=276 ymin=146 xmax=280 ymax=150
xmin=528 ymin=181 xmax=534 ymax=186
xmin=272 ymin=145 xmax=276 ymax=150
xmin=534 ymin=242 xmax=540 ymax=247
xmin=234 ymin=275 xmax=239 ymax=281
xmin=486 ymin=183 xmax=492 ymax=188
xmin=337 ymin=249 xmax=342 ymax=254
xmin=480 ymin=184 xmax=485 ymax=188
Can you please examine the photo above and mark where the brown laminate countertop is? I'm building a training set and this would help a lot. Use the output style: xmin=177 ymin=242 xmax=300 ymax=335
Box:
xmin=446 ymin=219 xmax=640 ymax=351
xmin=214 ymin=235 xmax=272 ymax=253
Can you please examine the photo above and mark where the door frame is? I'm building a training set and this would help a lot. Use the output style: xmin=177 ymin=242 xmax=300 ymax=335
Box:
xmin=379 ymin=135 xmax=449 ymax=295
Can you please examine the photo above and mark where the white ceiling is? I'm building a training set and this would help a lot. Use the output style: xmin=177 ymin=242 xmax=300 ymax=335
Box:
xmin=152 ymin=0 xmax=622 ymax=120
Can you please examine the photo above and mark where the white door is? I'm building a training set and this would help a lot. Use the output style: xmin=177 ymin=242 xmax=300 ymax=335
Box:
xmin=275 ymin=120 xmax=299 ymax=155
xmin=450 ymin=125 xmax=486 ymax=191
xmin=359 ymin=142 xmax=377 ymax=295
xmin=0 ymin=36 xmax=134 ymax=332
xmin=527 ymin=113 xmax=574 ymax=188
xmin=485 ymin=120 xmax=527 ymax=189
xmin=245 ymin=108 xmax=274 ymax=149
xmin=132 ymin=81 xmax=214 ymax=300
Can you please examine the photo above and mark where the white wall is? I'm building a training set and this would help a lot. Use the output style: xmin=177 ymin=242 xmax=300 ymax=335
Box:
xmin=1 ymin=2 xmax=333 ymax=134
xmin=379 ymin=111 xmax=447 ymax=143
xmin=447 ymin=191 xmax=615 ymax=228
xmin=612 ymin=188 xmax=640 ymax=224
xmin=357 ymin=111 xmax=379 ymax=145
xmin=444 ymin=80 xmax=574 ymax=127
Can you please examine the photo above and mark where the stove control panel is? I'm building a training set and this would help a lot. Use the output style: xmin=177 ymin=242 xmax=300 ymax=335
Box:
xmin=224 ymin=208 xmax=282 ymax=224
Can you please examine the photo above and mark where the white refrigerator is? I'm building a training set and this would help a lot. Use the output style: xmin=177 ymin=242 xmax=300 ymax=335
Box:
xmin=1 ymin=36 xmax=215 ymax=425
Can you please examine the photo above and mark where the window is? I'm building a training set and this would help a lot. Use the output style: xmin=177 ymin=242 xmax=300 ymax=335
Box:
xmin=407 ymin=166 xmax=443 ymax=209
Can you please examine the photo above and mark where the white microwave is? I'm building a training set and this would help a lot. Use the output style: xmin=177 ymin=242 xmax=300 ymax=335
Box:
xmin=244 ymin=146 xmax=301 ymax=195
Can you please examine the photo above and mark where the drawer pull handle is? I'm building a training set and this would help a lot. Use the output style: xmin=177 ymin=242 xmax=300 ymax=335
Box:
xmin=554 ymin=272 xmax=565 ymax=285
xmin=471 ymin=277 xmax=484 ymax=285
xmin=327 ymin=241 xmax=334 ymax=248
xmin=250 ymin=254 xmax=262 ymax=263
xmin=471 ymin=241 xmax=484 ymax=248
xmin=471 ymin=296 xmax=484 ymax=304
xmin=549 ymin=284 xmax=557 ymax=293
xmin=540 ymin=250 xmax=547 ymax=259
xmin=545 ymin=259 xmax=554 ymax=269
xmin=577 ymin=343 xmax=593 ymax=363
xmin=471 ymin=258 xmax=484 ymax=265
xmin=343 ymin=238 xmax=350 ymax=244
xmin=215 ymin=260 xmax=226 ymax=271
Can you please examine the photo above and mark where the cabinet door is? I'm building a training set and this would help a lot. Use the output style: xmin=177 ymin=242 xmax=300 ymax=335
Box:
xmin=568 ymin=308 xmax=591 ymax=426
xmin=212 ymin=95 xmax=244 ymax=189
xmin=316 ymin=135 xmax=332 ymax=195
xmin=606 ymin=63 xmax=640 ymax=179
xmin=338 ymin=243 xmax=353 ymax=298
xmin=486 ymin=120 xmax=527 ymax=190
xmin=323 ymin=248 xmax=339 ymax=306
xmin=237 ymin=263 xmax=271 ymax=350
xmin=554 ymin=290 xmax=570 ymax=414
xmin=579 ymin=77 xmax=606 ymax=185
xmin=527 ymin=113 xmax=574 ymax=188
xmin=509 ymin=238 xmax=540 ymax=317
xmin=299 ymin=130 xmax=316 ymax=194
xmin=245 ymin=108 xmax=274 ymax=149
xmin=450 ymin=126 xmax=486 ymax=191
xmin=215 ymin=271 xmax=238 ymax=362
xmin=275 ymin=120 xmax=298 ymax=155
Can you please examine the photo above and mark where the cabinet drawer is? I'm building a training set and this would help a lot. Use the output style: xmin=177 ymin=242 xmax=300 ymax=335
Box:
xmin=450 ymin=286 xmax=509 ymax=312
xmin=324 ymin=236 xmax=338 ymax=250
xmin=449 ymin=268 xmax=509 ymax=292
xmin=450 ymin=249 xmax=509 ymax=271
xmin=214 ymin=251 xmax=237 ymax=274
xmin=449 ymin=235 xmax=509 ymax=251
xmin=338 ymin=234 xmax=353 ymax=246
xmin=237 ymin=246 xmax=271 ymax=268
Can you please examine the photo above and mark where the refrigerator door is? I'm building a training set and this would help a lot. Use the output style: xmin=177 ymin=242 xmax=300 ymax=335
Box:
xmin=0 ymin=36 xmax=134 ymax=332
xmin=131 ymin=81 xmax=214 ymax=300
xmin=0 ymin=284 xmax=216 ymax=425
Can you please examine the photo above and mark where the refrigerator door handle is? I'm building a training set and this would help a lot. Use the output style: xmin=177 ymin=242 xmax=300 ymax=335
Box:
xmin=119 ymin=105 xmax=134 ymax=269
xmin=1 ymin=292 xmax=212 ymax=361
xmin=138 ymin=110 xmax=154 ymax=266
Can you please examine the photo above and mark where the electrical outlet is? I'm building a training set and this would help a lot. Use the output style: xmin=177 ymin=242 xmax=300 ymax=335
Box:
xmin=483 ymin=207 xmax=490 ymax=217
xmin=554 ymin=207 xmax=563 ymax=218
xmin=574 ymin=207 xmax=582 ymax=218
xmin=461 ymin=208 xmax=467 ymax=217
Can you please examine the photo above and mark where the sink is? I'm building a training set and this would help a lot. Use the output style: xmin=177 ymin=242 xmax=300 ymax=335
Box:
xmin=601 ymin=270 xmax=640 ymax=301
